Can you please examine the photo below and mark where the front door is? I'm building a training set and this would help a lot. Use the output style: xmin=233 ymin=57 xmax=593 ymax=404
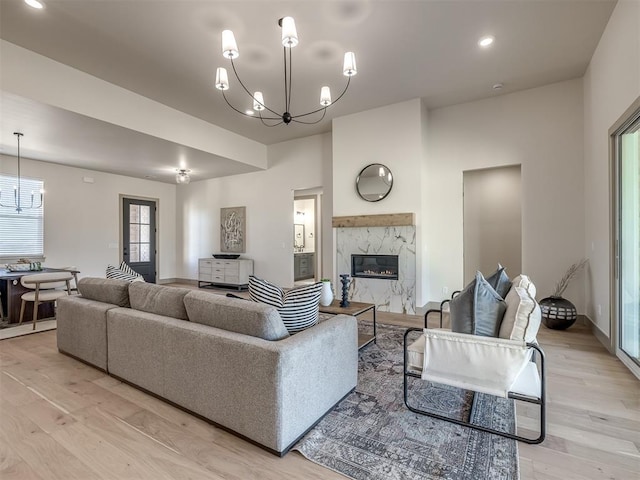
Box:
xmin=122 ymin=198 xmax=157 ymax=283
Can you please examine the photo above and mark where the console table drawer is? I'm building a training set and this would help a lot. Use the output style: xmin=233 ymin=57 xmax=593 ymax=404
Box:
xmin=198 ymin=258 xmax=254 ymax=289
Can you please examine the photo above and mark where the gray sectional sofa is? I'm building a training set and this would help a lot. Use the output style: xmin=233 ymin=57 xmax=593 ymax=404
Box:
xmin=56 ymin=278 xmax=358 ymax=455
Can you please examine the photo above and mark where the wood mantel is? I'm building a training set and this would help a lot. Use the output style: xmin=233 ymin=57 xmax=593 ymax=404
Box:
xmin=332 ymin=213 xmax=415 ymax=228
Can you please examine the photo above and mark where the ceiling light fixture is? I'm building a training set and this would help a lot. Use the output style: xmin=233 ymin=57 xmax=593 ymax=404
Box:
xmin=24 ymin=0 xmax=45 ymax=9
xmin=215 ymin=17 xmax=357 ymax=127
xmin=478 ymin=35 xmax=495 ymax=48
xmin=0 ymin=132 xmax=44 ymax=213
xmin=175 ymin=169 xmax=191 ymax=184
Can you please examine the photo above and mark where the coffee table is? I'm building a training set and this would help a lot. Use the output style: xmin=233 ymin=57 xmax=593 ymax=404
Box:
xmin=319 ymin=300 xmax=376 ymax=350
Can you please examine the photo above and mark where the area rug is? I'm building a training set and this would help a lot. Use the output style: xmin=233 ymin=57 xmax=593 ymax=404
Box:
xmin=294 ymin=321 xmax=519 ymax=480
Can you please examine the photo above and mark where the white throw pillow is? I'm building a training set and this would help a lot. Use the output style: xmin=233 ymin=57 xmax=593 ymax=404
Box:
xmin=499 ymin=286 xmax=540 ymax=342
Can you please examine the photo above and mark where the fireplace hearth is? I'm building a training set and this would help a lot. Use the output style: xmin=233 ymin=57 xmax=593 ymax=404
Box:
xmin=351 ymin=254 xmax=399 ymax=280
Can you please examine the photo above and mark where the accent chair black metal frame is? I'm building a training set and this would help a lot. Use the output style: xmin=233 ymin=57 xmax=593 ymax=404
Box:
xmin=403 ymin=326 xmax=546 ymax=444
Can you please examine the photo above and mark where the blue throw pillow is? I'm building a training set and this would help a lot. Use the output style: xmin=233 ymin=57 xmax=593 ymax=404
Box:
xmin=485 ymin=264 xmax=512 ymax=299
xmin=473 ymin=271 xmax=507 ymax=337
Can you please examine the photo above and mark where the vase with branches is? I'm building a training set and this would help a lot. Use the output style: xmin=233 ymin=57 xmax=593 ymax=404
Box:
xmin=540 ymin=258 xmax=588 ymax=330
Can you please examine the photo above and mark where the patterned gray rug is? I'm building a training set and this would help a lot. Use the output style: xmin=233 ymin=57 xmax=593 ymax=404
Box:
xmin=294 ymin=321 xmax=519 ymax=480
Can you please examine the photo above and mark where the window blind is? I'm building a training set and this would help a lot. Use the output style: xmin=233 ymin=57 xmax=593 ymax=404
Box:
xmin=0 ymin=175 xmax=44 ymax=257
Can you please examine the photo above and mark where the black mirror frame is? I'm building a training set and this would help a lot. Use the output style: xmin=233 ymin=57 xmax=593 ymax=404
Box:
xmin=355 ymin=163 xmax=393 ymax=202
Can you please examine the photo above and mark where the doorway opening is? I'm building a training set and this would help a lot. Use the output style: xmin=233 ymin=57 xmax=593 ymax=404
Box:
xmin=463 ymin=165 xmax=522 ymax=283
xmin=293 ymin=190 xmax=321 ymax=286
xmin=121 ymin=196 xmax=158 ymax=283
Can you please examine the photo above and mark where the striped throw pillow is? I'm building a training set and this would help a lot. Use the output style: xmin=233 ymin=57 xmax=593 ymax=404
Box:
xmin=119 ymin=261 xmax=143 ymax=279
xmin=106 ymin=265 xmax=145 ymax=283
xmin=249 ymin=276 xmax=322 ymax=334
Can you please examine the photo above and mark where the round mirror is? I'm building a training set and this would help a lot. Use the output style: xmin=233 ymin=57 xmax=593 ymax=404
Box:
xmin=356 ymin=164 xmax=393 ymax=202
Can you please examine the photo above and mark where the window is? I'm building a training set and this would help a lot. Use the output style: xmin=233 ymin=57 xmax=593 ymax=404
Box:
xmin=0 ymin=174 xmax=44 ymax=258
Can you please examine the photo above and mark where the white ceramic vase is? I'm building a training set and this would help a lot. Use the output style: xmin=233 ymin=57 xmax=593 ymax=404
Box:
xmin=320 ymin=281 xmax=334 ymax=306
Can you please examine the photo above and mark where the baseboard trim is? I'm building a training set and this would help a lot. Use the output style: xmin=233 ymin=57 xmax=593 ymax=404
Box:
xmin=583 ymin=314 xmax=614 ymax=354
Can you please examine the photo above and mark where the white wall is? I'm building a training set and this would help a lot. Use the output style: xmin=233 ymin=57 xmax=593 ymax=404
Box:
xmin=0 ymin=154 xmax=177 ymax=279
xmin=293 ymin=198 xmax=315 ymax=252
xmin=332 ymin=98 xmax=428 ymax=306
xmin=427 ymin=79 xmax=585 ymax=309
xmin=176 ymin=133 xmax=331 ymax=288
xmin=583 ymin=0 xmax=640 ymax=337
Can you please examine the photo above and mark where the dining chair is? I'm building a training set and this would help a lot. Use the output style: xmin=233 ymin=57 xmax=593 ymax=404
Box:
xmin=19 ymin=272 xmax=73 ymax=330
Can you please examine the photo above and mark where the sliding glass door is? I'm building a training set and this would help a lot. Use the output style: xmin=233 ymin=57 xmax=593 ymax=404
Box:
xmin=614 ymin=103 xmax=640 ymax=375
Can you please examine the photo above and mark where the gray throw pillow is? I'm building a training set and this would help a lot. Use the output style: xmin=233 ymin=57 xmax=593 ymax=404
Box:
xmin=450 ymin=280 xmax=475 ymax=334
xmin=485 ymin=264 xmax=512 ymax=299
xmin=473 ymin=271 xmax=507 ymax=337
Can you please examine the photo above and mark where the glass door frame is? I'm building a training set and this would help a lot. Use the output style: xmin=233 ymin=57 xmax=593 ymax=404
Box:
xmin=610 ymin=96 xmax=640 ymax=380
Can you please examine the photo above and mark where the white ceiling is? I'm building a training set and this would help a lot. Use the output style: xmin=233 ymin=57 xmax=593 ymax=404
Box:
xmin=0 ymin=0 xmax=616 ymax=183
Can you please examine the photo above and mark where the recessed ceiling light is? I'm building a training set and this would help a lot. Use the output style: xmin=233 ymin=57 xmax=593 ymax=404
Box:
xmin=478 ymin=36 xmax=495 ymax=48
xmin=25 ymin=0 xmax=45 ymax=9
xmin=245 ymin=109 xmax=255 ymax=116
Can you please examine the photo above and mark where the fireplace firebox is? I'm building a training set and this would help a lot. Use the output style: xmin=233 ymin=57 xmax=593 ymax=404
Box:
xmin=351 ymin=254 xmax=399 ymax=280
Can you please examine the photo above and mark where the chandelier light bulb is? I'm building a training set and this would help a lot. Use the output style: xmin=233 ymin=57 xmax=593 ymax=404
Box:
xmin=253 ymin=91 xmax=265 ymax=111
xmin=25 ymin=0 xmax=44 ymax=9
xmin=343 ymin=52 xmax=357 ymax=76
xmin=222 ymin=30 xmax=239 ymax=59
xmin=478 ymin=35 xmax=495 ymax=48
xmin=281 ymin=17 xmax=299 ymax=48
xmin=320 ymin=86 xmax=332 ymax=106
xmin=215 ymin=67 xmax=229 ymax=90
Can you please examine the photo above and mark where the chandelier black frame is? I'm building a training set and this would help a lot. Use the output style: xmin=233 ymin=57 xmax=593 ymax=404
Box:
xmin=215 ymin=17 xmax=357 ymax=127
xmin=0 ymin=132 xmax=43 ymax=213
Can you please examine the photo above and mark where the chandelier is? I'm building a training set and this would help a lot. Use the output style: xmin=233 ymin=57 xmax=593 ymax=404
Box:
xmin=175 ymin=169 xmax=191 ymax=184
xmin=0 ymin=132 xmax=43 ymax=213
xmin=214 ymin=17 xmax=357 ymax=126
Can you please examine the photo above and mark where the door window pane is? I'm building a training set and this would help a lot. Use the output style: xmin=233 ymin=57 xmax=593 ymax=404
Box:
xmin=130 ymin=205 xmax=139 ymax=223
xmin=140 ymin=205 xmax=150 ymax=224
xmin=130 ymin=243 xmax=139 ymax=263
xmin=140 ymin=225 xmax=150 ymax=243
xmin=619 ymin=123 xmax=640 ymax=364
xmin=140 ymin=243 xmax=150 ymax=262
xmin=130 ymin=224 xmax=140 ymax=243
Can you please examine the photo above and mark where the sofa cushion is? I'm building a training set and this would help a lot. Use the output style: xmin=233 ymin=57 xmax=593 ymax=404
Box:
xmin=77 ymin=277 xmax=131 ymax=307
xmin=184 ymin=290 xmax=289 ymax=341
xmin=499 ymin=286 xmax=541 ymax=342
xmin=249 ymin=276 xmax=322 ymax=334
xmin=106 ymin=264 xmax=145 ymax=283
xmin=129 ymin=282 xmax=190 ymax=320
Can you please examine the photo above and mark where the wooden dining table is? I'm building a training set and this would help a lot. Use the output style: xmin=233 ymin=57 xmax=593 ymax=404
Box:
xmin=0 ymin=268 xmax=79 ymax=324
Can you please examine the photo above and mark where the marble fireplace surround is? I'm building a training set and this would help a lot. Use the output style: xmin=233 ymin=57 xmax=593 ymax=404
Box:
xmin=334 ymin=213 xmax=416 ymax=314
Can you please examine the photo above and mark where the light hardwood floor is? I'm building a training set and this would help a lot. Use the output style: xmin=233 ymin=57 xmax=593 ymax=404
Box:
xmin=1 ymin=304 xmax=638 ymax=479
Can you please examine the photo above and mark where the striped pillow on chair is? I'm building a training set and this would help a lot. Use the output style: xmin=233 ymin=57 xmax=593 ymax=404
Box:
xmin=249 ymin=276 xmax=322 ymax=334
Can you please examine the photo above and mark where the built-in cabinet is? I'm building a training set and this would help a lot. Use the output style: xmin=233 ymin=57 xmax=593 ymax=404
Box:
xmin=198 ymin=258 xmax=253 ymax=290
xmin=294 ymin=252 xmax=315 ymax=281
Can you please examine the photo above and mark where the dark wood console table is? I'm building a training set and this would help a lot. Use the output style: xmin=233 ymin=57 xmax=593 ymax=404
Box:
xmin=0 ymin=268 xmax=79 ymax=324
xmin=319 ymin=300 xmax=376 ymax=350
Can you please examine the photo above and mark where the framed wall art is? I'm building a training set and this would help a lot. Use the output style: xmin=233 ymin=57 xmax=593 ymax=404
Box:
xmin=220 ymin=206 xmax=246 ymax=253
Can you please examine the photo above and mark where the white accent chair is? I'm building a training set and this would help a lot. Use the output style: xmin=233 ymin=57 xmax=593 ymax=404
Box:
xmin=404 ymin=274 xmax=546 ymax=444
xmin=19 ymin=272 xmax=73 ymax=330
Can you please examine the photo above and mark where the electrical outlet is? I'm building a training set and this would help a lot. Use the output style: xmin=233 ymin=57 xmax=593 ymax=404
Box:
xmin=597 ymin=304 xmax=602 ymax=317
xmin=442 ymin=286 xmax=449 ymax=296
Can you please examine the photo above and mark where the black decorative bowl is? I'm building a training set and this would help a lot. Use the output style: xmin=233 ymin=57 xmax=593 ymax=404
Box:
xmin=213 ymin=254 xmax=241 ymax=259
xmin=540 ymin=296 xmax=577 ymax=330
